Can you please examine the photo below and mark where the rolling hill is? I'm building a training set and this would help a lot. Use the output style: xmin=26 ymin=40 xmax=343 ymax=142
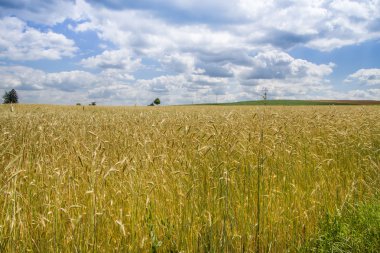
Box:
xmin=198 ymin=100 xmax=380 ymax=106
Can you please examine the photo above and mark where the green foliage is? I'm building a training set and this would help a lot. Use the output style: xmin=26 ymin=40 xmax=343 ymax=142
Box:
xmin=153 ymin=98 xmax=160 ymax=105
xmin=302 ymin=201 xmax=380 ymax=252
xmin=145 ymin=202 xmax=162 ymax=253
xmin=2 ymin=89 xmax=18 ymax=104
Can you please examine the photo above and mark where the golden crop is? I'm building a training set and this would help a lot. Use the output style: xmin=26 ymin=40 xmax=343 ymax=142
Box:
xmin=0 ymin=105 xmax=379 ymax=252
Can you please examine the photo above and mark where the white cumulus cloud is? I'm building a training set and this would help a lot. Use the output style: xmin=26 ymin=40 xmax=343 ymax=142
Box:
xmin=81 ymin=49 xmax=141 ymax=71
xmin=0 ymin=17 xmax=77 ymax=60
xmin=345 ymin=68 xmax=380 ymax=86
xmin=233 ymin=50 xmax=334 ymax=84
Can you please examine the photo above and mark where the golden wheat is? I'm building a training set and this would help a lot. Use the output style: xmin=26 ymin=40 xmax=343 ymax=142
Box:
xmin=0 ymin=104 xmax=379 ymax=252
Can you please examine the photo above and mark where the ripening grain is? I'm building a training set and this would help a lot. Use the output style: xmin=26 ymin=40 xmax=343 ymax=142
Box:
xmin=0 ymin=105 xmax=379 ymax=252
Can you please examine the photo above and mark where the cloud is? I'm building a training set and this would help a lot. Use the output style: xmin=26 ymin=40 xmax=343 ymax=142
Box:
xmin=0 ymin=17 xmax=77 ymax=60
xmin=1 ymin=1 xmax=380 ymax=104
xmin=196 ymin=62 xmax=233 ymax=78
xmin=100 ymin=69 xmax=135 ymax=82
xmin=0 ymin=65 xmax=45 ymax=90
xmin=1 ymin=62 xmax=377 ymax=106
xmin=341 ymin=88 xmax=380 ymax=100
xmin=138 ymin=75 xmax=183 ymax=94
xmin=44 ymin=71 xmax=97 ymax=91
xmin=261 ymin=30 xmax=315 ymax=50
xmin=0 ymin=64 xmax=139 ymax=104
xmin=0 ymin=65 xmax=96 ymax=91
xmin=85 ymin=0 xmax=242 ymax=24
xmin=64 ymin=0 xmax=380 ymax=74
xmin=0 ymin=48 xmax=337 ymax=105
xmin=345 ymin=68 xmax=380 ymax=86
xmin=133 ymin=73 xmax=237 ymax=104
xmin=71 ymin=6 xmax=245 ymax=58
xmin=87 ymin=84 xmax=134 ymax=100
xmin=81 ymin=49 xmax=141 ymax=71
xmin=159 ymin=53 xmax=197 ymax=74
xmin=234 ymin=50 xmax=334 ymax=83
xmin=245 ymin=0 xmax=380 ymax=51
xmin=2 ymin=0 xmax=380 ymax=53
xmin=0 ymin=0 xmax=82 ymax=25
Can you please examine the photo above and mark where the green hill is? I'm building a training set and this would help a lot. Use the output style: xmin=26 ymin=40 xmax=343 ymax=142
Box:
xmin=199 ymin=100 xmax=380 ymax=106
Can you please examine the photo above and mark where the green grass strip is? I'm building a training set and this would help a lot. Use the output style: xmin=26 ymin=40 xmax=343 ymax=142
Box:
xmin=302 ymin=200 xmax=380 ymax=252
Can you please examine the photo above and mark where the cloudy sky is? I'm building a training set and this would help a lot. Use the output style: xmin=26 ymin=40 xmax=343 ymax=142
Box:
xmin=1 ymin=0 xmax=379 ymax=105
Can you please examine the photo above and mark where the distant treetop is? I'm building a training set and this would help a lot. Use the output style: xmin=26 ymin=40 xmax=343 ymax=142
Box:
xmin=154 ymin=98 xmax=161 ymax=105
xmin=3 ymin=89 xmax=18 ymax=104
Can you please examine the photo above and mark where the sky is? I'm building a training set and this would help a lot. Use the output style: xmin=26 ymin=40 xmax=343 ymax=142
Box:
xmin=0 ymin=0 xmax=379 ymax=105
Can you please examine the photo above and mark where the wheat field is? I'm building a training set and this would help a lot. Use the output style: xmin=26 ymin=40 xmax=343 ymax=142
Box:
xmin=0 ymin=104 xmax=379 ymax=252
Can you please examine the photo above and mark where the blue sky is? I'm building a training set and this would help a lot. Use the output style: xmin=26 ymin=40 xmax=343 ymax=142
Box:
xmin=0 ymin=0 xmax=379 ymax=105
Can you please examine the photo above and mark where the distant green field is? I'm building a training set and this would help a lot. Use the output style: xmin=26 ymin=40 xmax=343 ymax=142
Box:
xmin=200 ymin=100 xmax=380 ymax=106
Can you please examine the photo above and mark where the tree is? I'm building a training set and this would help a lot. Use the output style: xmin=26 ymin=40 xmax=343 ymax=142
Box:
xmin=3 ymin=89 xmax=18 ymax=104
xmin=153 ymin=98 xmax=160 ymax=105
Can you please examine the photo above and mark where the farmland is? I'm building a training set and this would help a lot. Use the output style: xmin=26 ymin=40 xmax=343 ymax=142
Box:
xmin=201 ymin=99 xmax=380 ymax=106
xmin=0 ymin=104 xmax=379 ymax=252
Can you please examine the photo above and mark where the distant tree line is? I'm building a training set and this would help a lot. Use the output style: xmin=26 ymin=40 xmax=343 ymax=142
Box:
xmin=76 ymin=102 xmax=96 ymax=106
